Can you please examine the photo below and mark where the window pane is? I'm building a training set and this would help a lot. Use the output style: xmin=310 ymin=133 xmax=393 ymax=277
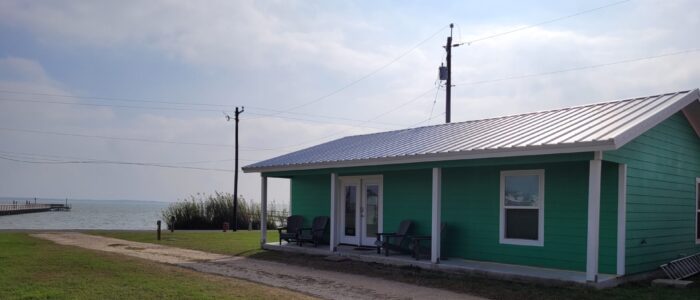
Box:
xmin=344 ymin=186 xmax=356 ymax=236
xmin=697 ymin=182 xmax=699 ymax=208
xmin=365 ymin=185 xmax=379 ymax=237
xmin=697 ymin=212 xmax=699 ymax=239
xmin=505 ymin=209 xmax=538 ymax=240
xmin=505 ymin=175 xmax=540 ymax=206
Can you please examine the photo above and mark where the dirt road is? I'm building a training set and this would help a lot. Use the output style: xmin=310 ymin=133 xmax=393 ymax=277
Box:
xmin=33 ymin=232 xmax=484 ymax=300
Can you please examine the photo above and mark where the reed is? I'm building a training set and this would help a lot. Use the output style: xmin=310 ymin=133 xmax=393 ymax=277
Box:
xmin=162 ymin=192 xmax=288 ymax=230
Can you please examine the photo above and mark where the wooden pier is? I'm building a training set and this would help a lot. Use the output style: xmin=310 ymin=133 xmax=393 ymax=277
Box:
xmin=0 ymin=203 xmax=72 ymax=216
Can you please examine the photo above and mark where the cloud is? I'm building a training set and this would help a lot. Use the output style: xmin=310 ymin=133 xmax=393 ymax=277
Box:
xmin=1 ymin=0 xmax=699 ymax=204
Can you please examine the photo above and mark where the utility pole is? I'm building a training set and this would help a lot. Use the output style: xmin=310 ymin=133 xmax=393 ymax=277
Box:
xmin=445 ymin=23 xmax=453 ymax=124
xmin=226 ymin=107 xmax=244 ymax=232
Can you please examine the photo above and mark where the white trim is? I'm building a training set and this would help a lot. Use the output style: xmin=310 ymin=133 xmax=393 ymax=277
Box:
xmin=696 ymin=177 xmax=699 ymax=245
xmin=586 ymin=155 xmax=602 ymax=282
xmin=499 ymin=169 xmax=545 ymax=247
xmin=337 ymin=175 xmax=383 ymax=247
xmin=338 ymin=176 xmax=361 ymax=245
xmin=431 ymin=167 xmax=442 ymax=264
xmin=243 ymin=142 xmax=615 ymax=173
xmin=613 ymin=90 xmax=700 ymax=148
xmin=260 ymin=175 xmax=268 ymax=246
xmin=617 ymin=164 xmax=627 ymax=276
xmin=330 ymin=173 xmax=338 ymax=252
xmin=361 ymin=176 xmax=383 ymax=247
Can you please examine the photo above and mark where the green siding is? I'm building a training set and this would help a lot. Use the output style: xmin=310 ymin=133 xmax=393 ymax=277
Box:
xmin=383 ymin=170 xmax=432 ymax=236
xmin=442 ymin=162 xmax=591 ymax=271
xmin=284 ymin=156 xmax=622 ymax=272
xmin=290 ymin=174 xmax=330 ymax=227
xmin=605 ymin=113 xmax=700 ymax=274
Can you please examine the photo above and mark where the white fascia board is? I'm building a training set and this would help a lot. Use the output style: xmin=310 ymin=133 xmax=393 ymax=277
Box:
xmin=243 ymin=141 xmax=616 ymax=174
xmin=613 ymin=89 xmax=700 ymax=149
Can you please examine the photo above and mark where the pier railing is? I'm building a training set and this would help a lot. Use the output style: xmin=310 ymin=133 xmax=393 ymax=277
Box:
xmin=0 ymin=204 xmax=52 ymax=211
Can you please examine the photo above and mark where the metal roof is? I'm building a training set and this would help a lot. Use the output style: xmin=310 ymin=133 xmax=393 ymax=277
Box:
xmin=243 ymin=89 xmax=700 ymax=173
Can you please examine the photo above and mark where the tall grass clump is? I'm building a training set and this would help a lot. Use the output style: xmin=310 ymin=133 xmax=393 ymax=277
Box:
xmin=162 ymin=192 xmax=288 ymax=230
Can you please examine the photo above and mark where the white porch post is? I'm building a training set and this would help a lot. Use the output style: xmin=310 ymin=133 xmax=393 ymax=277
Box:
xmin=616 ymin=164 xmax=627 ymax=276
xmin=431 ymin=167 xmax=442 ymax=264
xmin=586 ymin=151 xmax=602 ymax=282
xmin=330 ymin=173 xmax=338 ymax=252
xmin=260 ymin=175 xmax=268 ymax=247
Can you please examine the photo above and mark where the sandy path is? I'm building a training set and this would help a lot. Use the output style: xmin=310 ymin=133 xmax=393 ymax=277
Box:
xmin=32 ymin=232 xmax=483 ymax=300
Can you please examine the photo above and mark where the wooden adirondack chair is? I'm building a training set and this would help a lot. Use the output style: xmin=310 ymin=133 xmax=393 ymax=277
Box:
xmin=298 ymin=216 xmax=329 ymax=247
xmin=278 ymin=215 xmax=304 ymax=245
xmin=375 ymin=220 xmax=413 ymax=256
xmin=409 ymin=223 xmax=447 ymax=260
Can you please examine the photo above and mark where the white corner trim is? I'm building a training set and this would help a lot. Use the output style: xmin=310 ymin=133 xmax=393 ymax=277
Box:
xmin=499 ymin=169 xmax=545 ymax=247
xmin=431 ymin=167 xmax=442 ymax=263
xmin=586 ymin=158 xmax=602 ymax=282
xmin=260 ymin=175 xmax=268 ymax=246
xmin=330 ymin=173 xmax=338 ymax=252
xmin=696 ymin=177 xmax=699 ymax=245
xmin=617 ymin=164 xmax=627 ymax=276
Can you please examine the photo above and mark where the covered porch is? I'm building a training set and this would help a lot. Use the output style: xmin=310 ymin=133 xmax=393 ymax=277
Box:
xmin=261 ymin=241 xmax=620 ymax=287
xmin=257 ymin=152 xmax=628 ymax=285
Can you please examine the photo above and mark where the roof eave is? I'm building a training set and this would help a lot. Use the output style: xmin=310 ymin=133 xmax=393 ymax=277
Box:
xmin=612 ymin=88 xmax=700 ymax=148
xmin=242 ymin=141 xmax=616 ymax=174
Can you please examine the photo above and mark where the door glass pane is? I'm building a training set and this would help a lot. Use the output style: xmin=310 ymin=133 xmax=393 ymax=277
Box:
xmin=504 ymin=175 xmax=540 ymax=207
xmin=505 ymin=209 xmax=538 ymax=240
xmin=344 ymin=186 xmax=356 ymax=236
xmin=365 ymin=185 xmax=379 ymax=237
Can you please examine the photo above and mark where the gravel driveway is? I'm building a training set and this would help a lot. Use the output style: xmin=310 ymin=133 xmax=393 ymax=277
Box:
xmin=33 ymin=232 xmax=484 ymax=300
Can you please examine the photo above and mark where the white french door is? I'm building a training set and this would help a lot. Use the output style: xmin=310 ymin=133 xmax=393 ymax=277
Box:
xmin=339 ymin=176 xmax=383 ymax=246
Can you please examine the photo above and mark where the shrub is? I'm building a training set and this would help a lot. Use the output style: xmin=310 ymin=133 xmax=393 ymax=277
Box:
xmin=162 ymin=192 xmax=287 ymax=230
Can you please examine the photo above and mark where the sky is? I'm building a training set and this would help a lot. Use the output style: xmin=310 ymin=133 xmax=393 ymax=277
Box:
xmin=0 ymin=0 xmax=698 ymax=204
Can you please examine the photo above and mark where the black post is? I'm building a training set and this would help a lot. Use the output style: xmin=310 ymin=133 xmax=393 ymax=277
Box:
xmin=445 ymin=23 xmax=453 ymax=124
xmin=233 ymin=107 xmax=244 ymax=232
xmin=157 ymin=220 xmax=161 ymax=240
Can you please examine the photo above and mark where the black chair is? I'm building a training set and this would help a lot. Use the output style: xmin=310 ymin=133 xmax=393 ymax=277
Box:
xmin=278 ymin=215 xmax=304 ymax=245
xmin=298 ymin=216 xmax=329 ymax=247
xmin=375 ymin=220 xmax=413 ymax=256
xmin=409 ymin=223 xmax=446 ymax=260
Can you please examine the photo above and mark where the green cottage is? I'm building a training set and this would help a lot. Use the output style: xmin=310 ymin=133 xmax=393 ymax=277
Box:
xmin=243 ymin=89 xmax=700 ymax=285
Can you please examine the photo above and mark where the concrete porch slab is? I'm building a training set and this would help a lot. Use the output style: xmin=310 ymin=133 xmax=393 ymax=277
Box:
xmin=263 ymin=242 xmax=621 ymax=288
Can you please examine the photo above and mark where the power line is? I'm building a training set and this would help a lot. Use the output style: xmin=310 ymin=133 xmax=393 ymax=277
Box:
xmin=0 ymin=89 xmax=404 ymax=128
xmin=453 ymin=48 xmax=700 ymax=86
xmin=0 ymin=127 xmax=251 ymax=149
xmin=256 ymin=24 xmax=450 ymax=117
xmin=0 ymin=153 xmax=238 ymax=172
xmin=0 ymin=150 xmax=248 ymax=164
xmin=0 ymin=96 xmax=399 ymax=130
xmin=457 ymin=0 xmax=632 ymax=46
xmin=260 ymin=86 xmax=441 ymax=150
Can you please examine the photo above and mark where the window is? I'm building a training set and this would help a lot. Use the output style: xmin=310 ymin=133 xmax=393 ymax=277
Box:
xmin=696 ymin=178 xmax=699 ymax=243
xmin=500 ymin=170 xmax=544 ymax=246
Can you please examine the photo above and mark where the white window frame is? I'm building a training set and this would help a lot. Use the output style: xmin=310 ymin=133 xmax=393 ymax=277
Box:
xmin=500 ymin=169 xmax=545 ymax=247
xmin=696 ymin=178 xmax=699 ymax=244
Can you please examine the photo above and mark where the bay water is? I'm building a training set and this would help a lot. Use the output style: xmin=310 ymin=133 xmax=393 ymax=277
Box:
xmin=0 ymin=198 xmax=169 ymax=230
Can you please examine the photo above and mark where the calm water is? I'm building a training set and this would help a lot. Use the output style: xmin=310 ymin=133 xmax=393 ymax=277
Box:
xmin=0 ymin=198 xmax=169 ymax=230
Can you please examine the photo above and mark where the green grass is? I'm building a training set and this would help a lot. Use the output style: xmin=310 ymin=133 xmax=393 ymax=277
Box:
xmin=93 ymin=230 xmax=278 ymax=257
xmin=93 ymin=230 xmax=700 ymax=300
xmin=0 ymin=232 xmax=311 ymax=300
